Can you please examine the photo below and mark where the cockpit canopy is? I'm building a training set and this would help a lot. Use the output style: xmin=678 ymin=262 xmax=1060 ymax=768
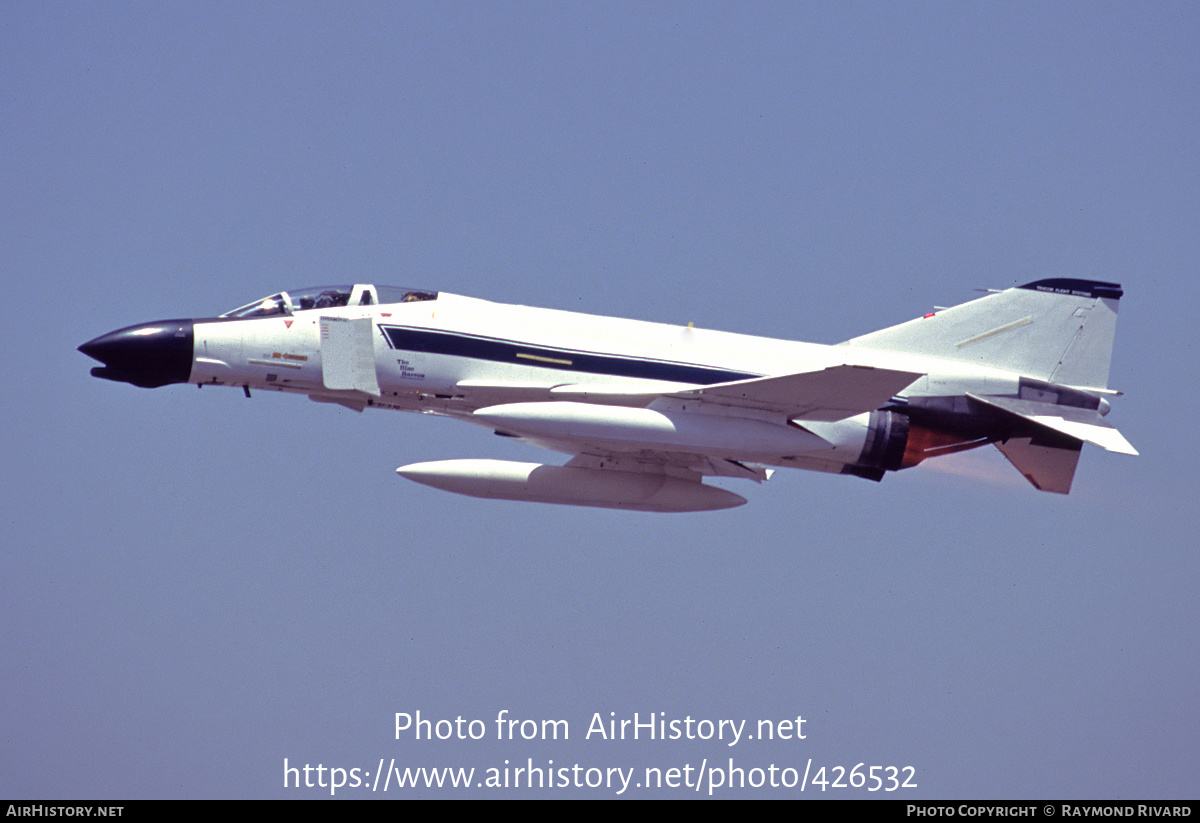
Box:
xmin=220 ymin=284 xmax=437 ymax=318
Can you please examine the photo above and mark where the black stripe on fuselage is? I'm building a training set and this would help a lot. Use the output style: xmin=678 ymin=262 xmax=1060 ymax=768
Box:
xmin=379 ymin=325 xmax=760 ymax=385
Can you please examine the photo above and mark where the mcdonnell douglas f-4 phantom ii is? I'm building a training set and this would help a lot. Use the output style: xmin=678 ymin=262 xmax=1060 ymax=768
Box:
xmin=79 ymin=278 xmax=1135 ymax=511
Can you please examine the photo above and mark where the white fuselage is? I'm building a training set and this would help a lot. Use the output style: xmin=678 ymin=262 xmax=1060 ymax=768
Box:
xmin=80 ymin=278 xmax=1132 ymax=508
xmin=190 ymin=292 xmax=1016 ymax=410
xmin=183 ymin=292 xmax=1022 ymax=483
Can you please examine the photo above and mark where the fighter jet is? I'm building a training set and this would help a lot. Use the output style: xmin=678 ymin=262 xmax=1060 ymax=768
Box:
xmin=79 ymin=279 xmax=1135 ymax=511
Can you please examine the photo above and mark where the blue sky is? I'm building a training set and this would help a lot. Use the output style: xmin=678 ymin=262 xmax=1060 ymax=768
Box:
xmin=3 ymin=1 xmax=1197 ymax=798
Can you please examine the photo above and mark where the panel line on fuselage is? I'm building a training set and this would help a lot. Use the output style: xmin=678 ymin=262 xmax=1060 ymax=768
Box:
xmin=378 ymin=325 xmax=761 ymax=385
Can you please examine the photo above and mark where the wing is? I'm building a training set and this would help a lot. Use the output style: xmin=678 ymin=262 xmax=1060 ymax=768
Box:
xmin=455 ymin=364 xmax=921 ymax=420
xmin=465 ymin=364 xmax=923 ymax=497
xmin=661 ymin=364 xmax=923 ymax=421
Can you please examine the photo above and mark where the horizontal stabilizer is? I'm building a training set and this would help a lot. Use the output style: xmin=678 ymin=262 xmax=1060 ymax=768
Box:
xmin=996 ymin=436 xmax=1082 ymax=494
xmin=668 ymin=365 xmax=922 ymax=421
xmin=969 ymin=394 xmax=1137 ymax=455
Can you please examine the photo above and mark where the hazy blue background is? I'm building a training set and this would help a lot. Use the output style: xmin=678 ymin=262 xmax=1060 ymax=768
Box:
xmin=3 ymin=1 xmax=1196 ymax=798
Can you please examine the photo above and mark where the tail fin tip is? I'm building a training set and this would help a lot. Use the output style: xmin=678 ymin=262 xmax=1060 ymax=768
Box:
xmin=1019 ymin=279 xmax=1123 ymax=301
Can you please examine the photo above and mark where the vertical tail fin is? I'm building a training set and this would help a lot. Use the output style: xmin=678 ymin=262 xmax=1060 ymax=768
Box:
xmin=842 ymin=279 xmax=1123 ymax=389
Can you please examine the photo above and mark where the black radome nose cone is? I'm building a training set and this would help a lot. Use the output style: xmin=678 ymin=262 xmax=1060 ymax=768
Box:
xmin=79 ymin=319 xmax=194 ymax=388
